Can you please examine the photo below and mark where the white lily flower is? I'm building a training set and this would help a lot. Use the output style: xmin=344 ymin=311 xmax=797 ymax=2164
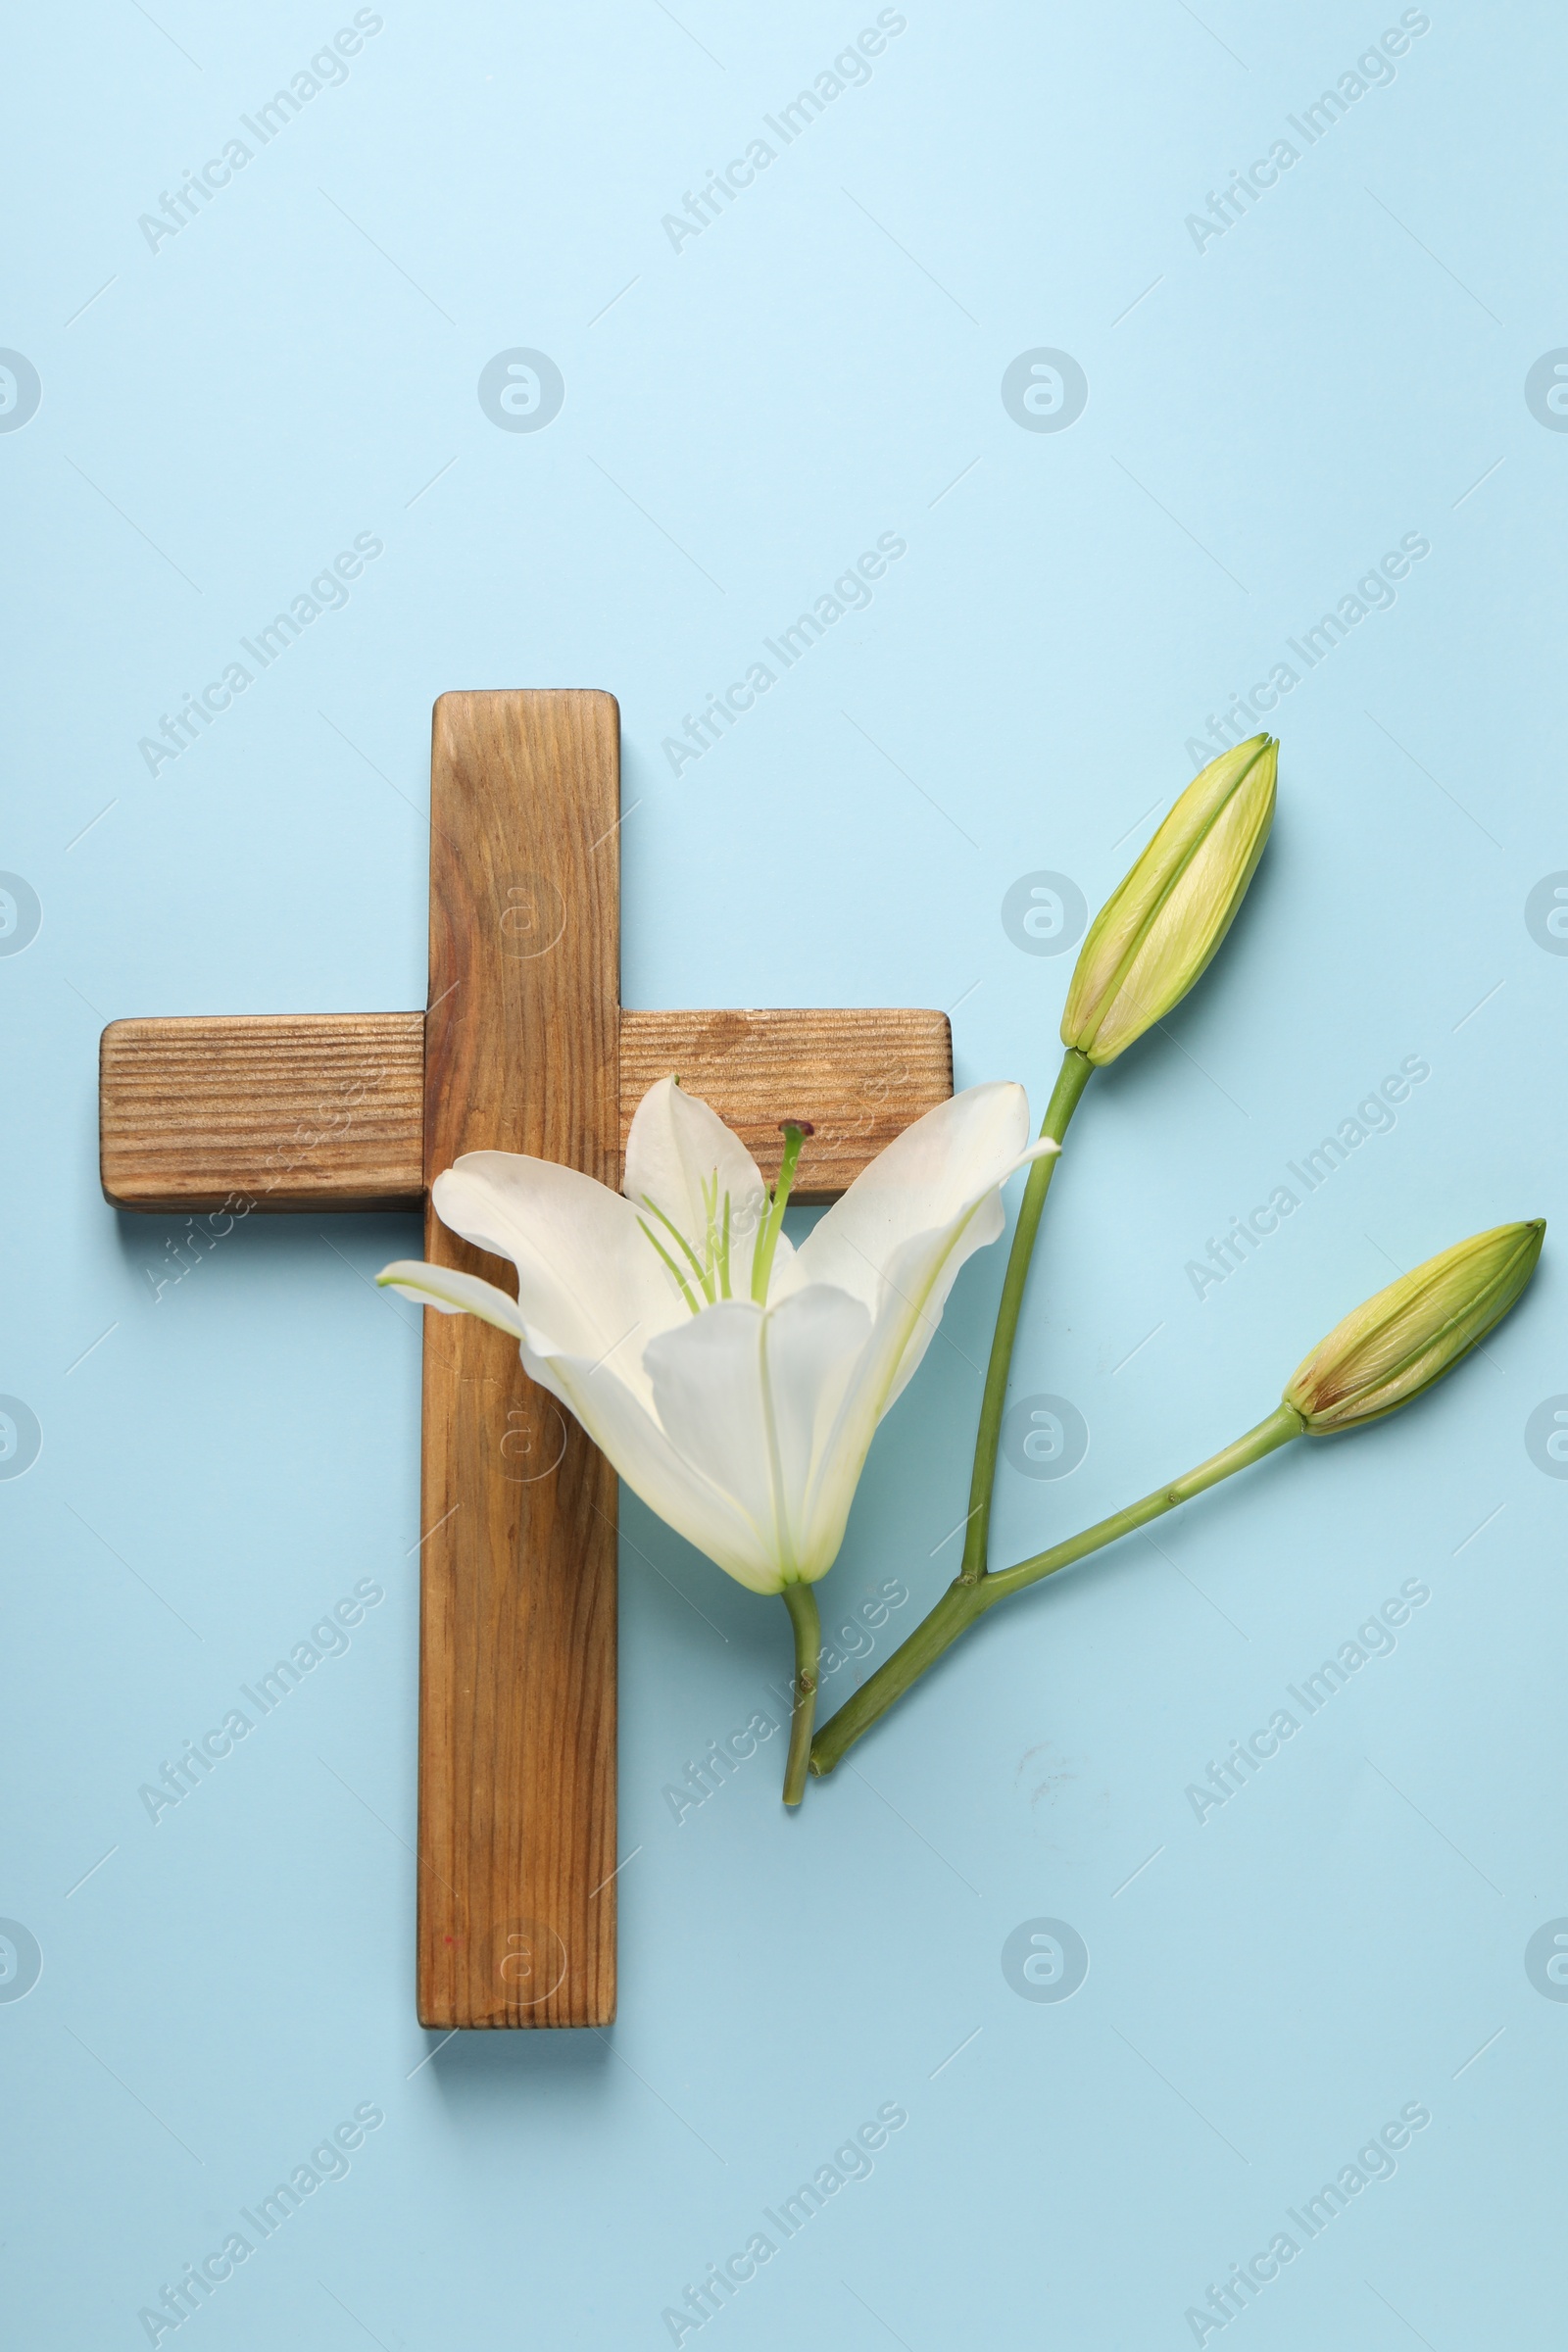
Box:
xmin=378 ymin=1076 xmax=1054 ymax=1599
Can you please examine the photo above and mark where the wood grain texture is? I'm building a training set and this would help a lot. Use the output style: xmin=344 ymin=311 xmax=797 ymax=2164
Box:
xmin=100 ymin=1009 xmax=952 ymax=1210
xmin=619 ymin=1007 xmax=952 ymax=1203
xmin=99 ymin=1013 xmax=424 ymax=1211
xmin=417 ymin=690 xmax=621 ymax=2030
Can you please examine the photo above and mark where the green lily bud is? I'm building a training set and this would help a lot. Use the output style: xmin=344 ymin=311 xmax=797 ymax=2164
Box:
xmin=1060 ymin=735 xmax=1277 ymax=1066
xmin=1284 ymin=1220 xmax=1545 ymax=1434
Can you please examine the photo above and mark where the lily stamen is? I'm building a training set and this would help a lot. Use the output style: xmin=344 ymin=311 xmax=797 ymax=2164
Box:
xmin=637 ymin=1217 xmax=702 ymax=1315
xmin=701 ymin=1170 xmax=723 ymax=1303
xmin=639 ymin=1195 xmax=713 ymax=1305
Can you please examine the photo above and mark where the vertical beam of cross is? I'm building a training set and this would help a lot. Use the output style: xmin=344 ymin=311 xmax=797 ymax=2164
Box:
xmin=417 ymin=691 xmax=620 ymax=2027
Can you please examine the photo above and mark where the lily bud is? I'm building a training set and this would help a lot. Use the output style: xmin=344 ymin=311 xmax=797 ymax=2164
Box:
xmin=1284 ymin=1220 xmax=1545 ymax=1434
xmin=1060 ymin=735 xmax=1277 ymax=1065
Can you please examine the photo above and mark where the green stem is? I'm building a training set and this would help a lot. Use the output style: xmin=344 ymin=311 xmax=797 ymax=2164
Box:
xmin=809 ymin=1403 xmax=1303 ymax=1776
xmin=780 ymin=1581 xmax=821 ymax=1805
xmin=957 ymin=1048 xmax=1094 ymax=1585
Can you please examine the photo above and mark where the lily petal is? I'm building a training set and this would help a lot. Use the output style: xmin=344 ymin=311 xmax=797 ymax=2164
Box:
xmin=792 ymin=1082 xmax=1040 ymax=1319
xmin=431 ymin=1151 xmax=682 ymax=1392
xmin=530 ymin=1338 xmax=790 ymax=1593
xmin=623 ymin=1074 xmax=770 ymax=1295
xmin=376 ymin=1258 xmax=530 ymax=1337
xmin=380 ymin=1249 xmax=784 ymax=1590
xmin=785 ymin=1195 xmax=1010 ymax=1573
xmin=641 ymin=1289 xmax=872 ymax=1581
xmin=878 ymin=1134 xmax=1057 ymax=1412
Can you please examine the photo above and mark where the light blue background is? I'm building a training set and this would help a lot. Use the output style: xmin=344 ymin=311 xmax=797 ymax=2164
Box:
xmin=5 ymin=2 xmax=1567 ymax=2344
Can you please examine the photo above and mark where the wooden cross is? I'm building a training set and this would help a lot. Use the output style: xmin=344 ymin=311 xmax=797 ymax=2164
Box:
xmin=98 ymin=692 xmax=953 ymax=2029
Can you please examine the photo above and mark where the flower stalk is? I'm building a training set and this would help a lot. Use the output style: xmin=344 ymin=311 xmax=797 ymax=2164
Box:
xmin=780 ymin=1581 xmax=821 ymax=1805
xmin=1061 ymin=735 xmax=1277 ymax=1066
xmin=957 ymin=1047 xmax=1092 ymax=1585
xmin=957 ymin=743 xmax=1278 ymax=1594
xmin=811 ymin=1217 xmax=1544 ymax=1776
xmin=810 ymin=1404 xmax=1303 ymax=1775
